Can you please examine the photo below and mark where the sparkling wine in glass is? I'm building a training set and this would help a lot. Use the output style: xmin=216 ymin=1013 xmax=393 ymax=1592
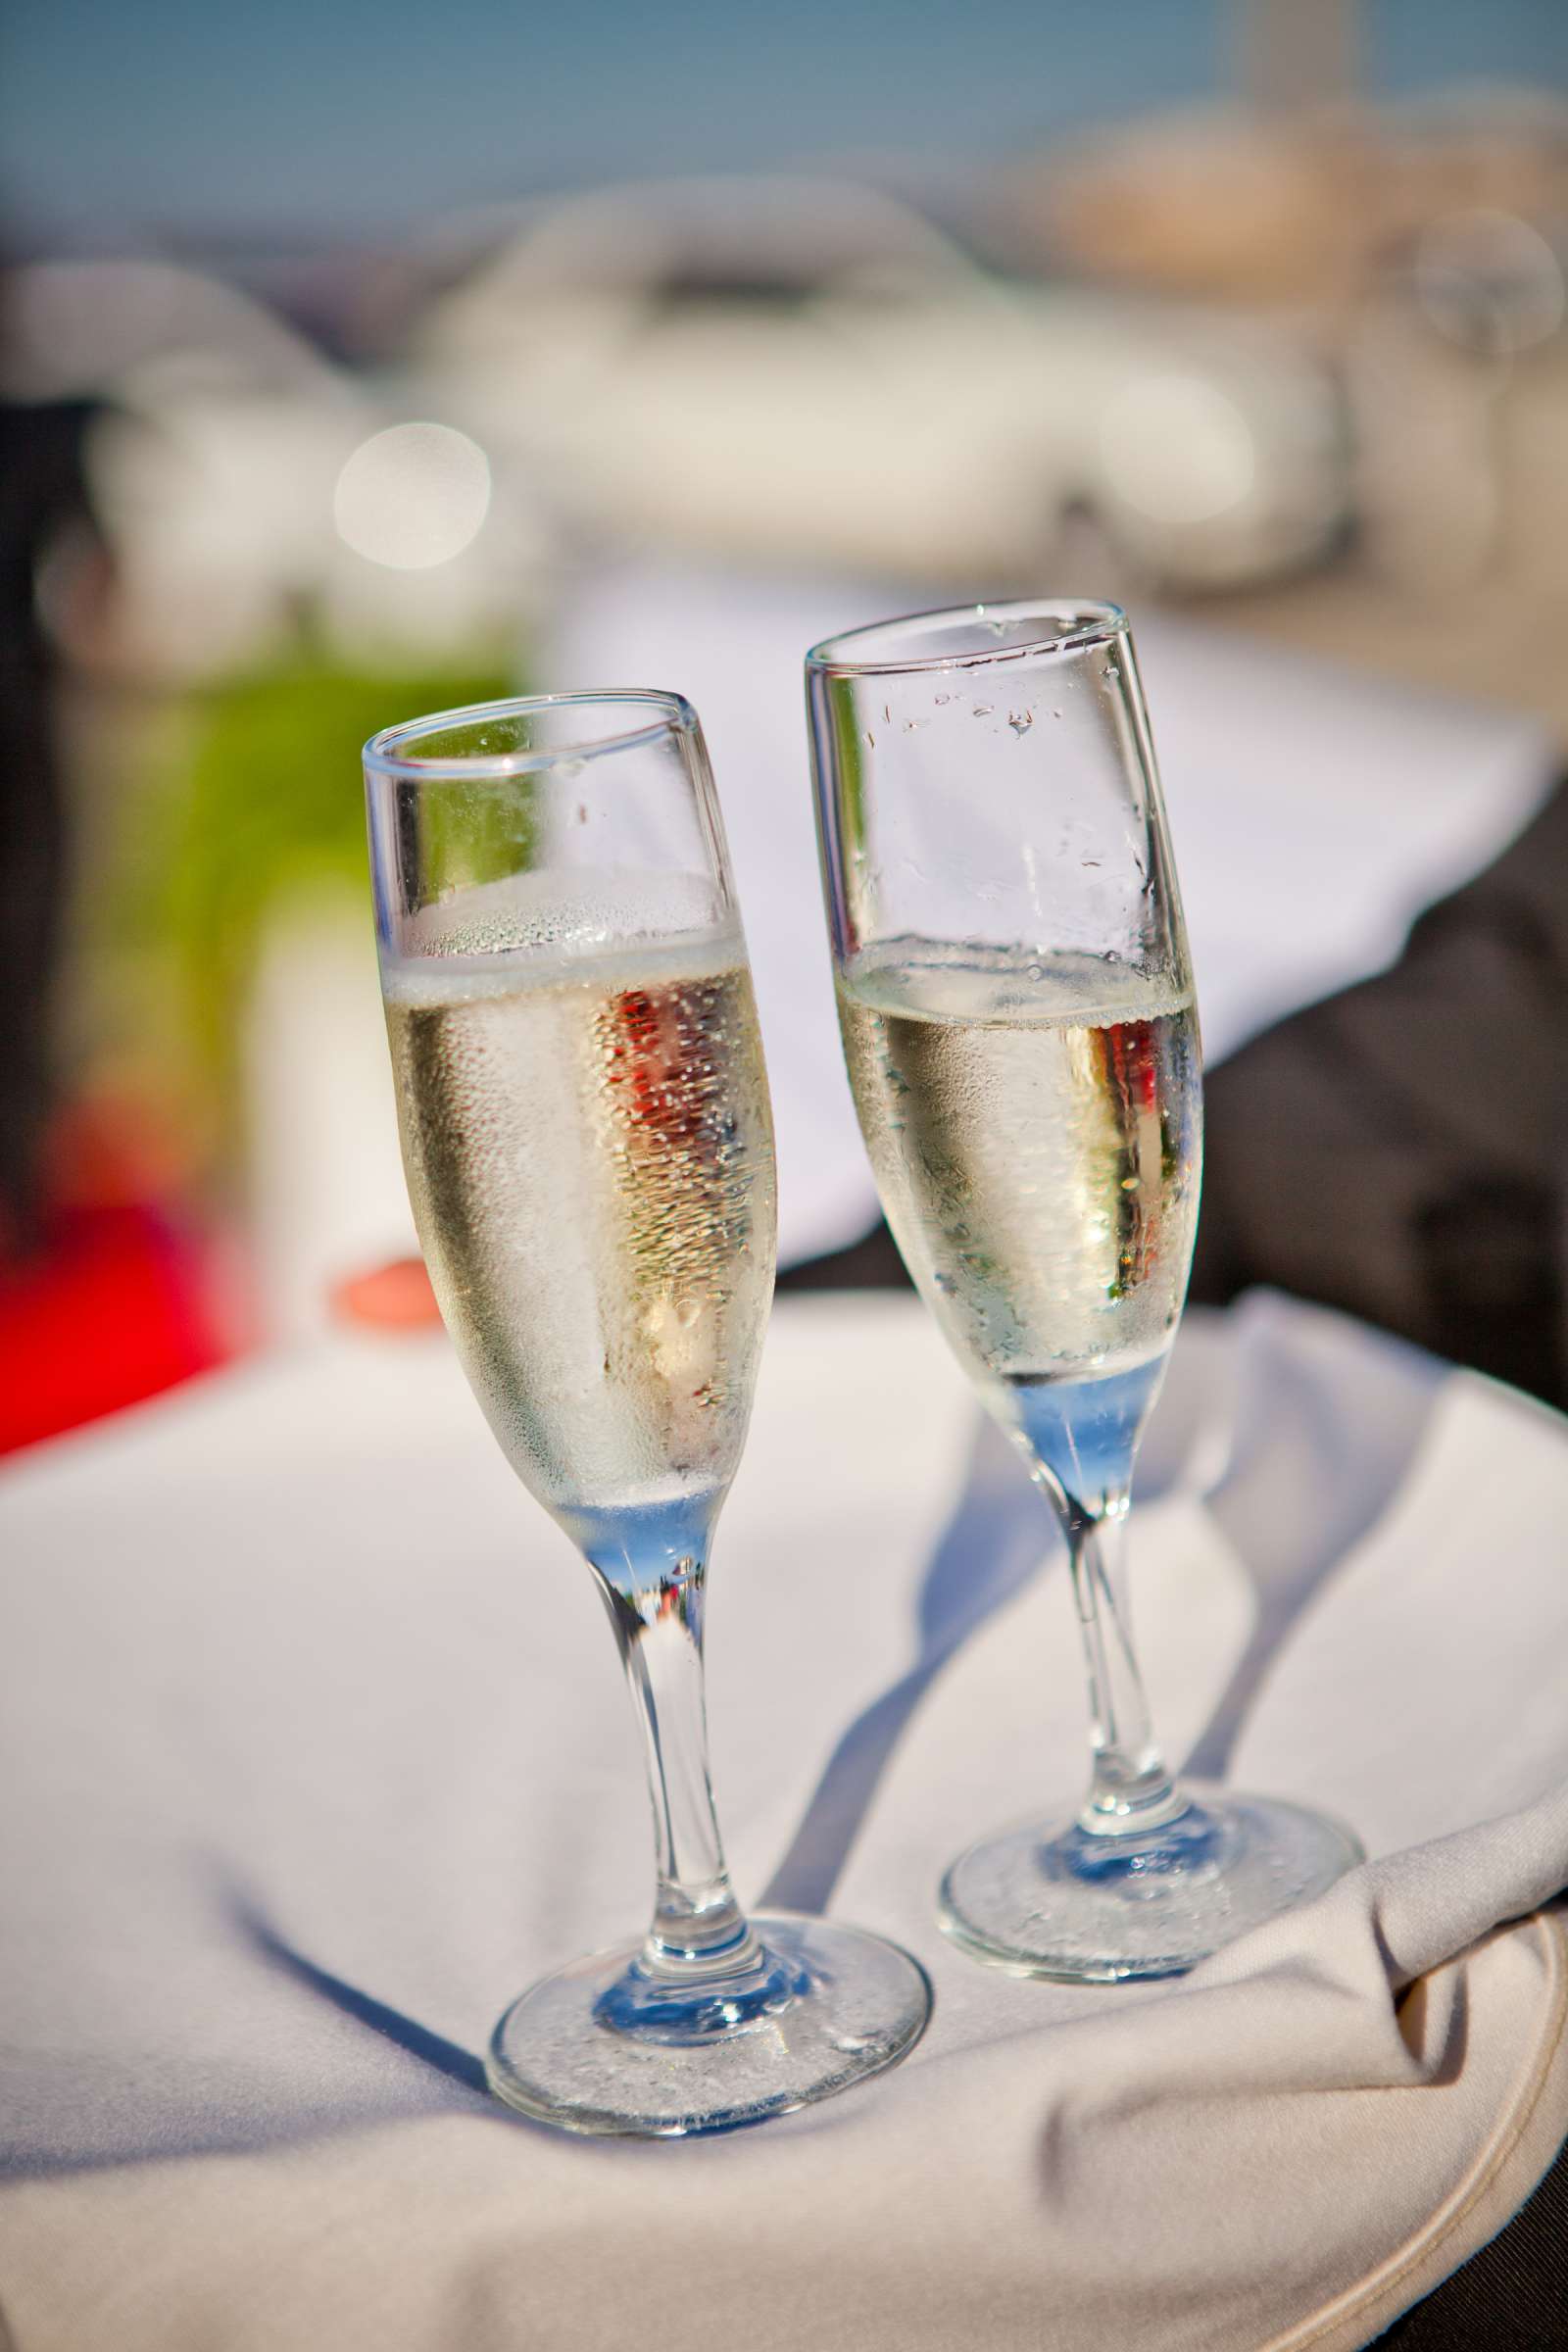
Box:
xmin=367 ymin=691 xmax=930 ymax=2130
xmin=807 ymin=603 xmax=1361 ymax=1980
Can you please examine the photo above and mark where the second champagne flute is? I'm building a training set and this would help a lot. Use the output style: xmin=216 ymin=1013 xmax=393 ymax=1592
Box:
xmin=808 ymin=601 xmax=1361 ymax=1981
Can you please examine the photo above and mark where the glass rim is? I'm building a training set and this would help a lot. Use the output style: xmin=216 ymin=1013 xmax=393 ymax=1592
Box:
xmin=805 ymin=598 xmax=1128 ymax=678
xmin=363 ymin=689 xmax=699 ymax=782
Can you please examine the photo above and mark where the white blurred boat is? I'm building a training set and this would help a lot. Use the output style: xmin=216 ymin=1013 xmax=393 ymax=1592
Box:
xmin=421 ymin=177 xmax=1349 ymax=591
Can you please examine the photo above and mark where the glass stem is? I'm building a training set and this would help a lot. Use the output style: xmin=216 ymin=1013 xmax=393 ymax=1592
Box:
xmin=597 ymin=1553 xmax=761 ymax=1981
xmin=1063 ymin=1496 xmax=1187 ymax=1836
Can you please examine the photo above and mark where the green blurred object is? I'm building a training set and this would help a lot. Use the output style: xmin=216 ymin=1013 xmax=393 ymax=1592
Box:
xmin=826 ymin=672 xmax=868 ymax=861
xmin=155 ymin=646 xmax=514 ymax=1096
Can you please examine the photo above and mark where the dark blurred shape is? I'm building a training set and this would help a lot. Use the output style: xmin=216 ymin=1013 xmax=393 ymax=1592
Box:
xmin=1192 ymin=775 xmax=1568 ymax=1410
xmin=775 ymin=1222 xmax=910 ymax=1296
xmin=0 ymin=270 xmax=239 ymax=1443
xmin=0 ymin=382 xmax=87 ymax=1251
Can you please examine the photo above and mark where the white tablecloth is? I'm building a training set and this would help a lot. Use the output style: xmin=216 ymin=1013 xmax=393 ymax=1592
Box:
xmin=2 ymin=1292 xmax=1566 ymax=2349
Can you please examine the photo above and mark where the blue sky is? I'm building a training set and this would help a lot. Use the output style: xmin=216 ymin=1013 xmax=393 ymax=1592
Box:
xmin=4 ymin=0 xmax=1565 ymax=247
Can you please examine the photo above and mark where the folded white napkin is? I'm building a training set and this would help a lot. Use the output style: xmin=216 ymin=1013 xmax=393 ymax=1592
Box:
xmin=1 ymin=1291 xmax=1564 ymax=2349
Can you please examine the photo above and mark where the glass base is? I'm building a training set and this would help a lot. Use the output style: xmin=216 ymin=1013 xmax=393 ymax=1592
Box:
xmin=486 ymin=1913 xmax=931 ymax=2136
xmin=938 ymin=1786 xmax=1363 ymax=1982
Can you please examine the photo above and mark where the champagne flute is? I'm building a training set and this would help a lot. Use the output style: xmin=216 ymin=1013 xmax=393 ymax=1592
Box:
xmin=366 ymin=690 xmax=930 ymax=2132
xmin=807 ymin=603 xmax=1361 ymax=1980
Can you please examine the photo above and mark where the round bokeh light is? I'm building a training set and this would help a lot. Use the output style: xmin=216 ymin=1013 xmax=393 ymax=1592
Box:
xmin=333 ymin=420 xmax=492 ymax=569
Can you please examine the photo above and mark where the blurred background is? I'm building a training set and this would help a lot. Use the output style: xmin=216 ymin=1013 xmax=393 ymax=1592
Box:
xmin=4 ymin=0 xmax=1567 ymax=1448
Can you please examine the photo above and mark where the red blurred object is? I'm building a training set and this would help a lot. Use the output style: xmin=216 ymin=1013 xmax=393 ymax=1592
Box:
xmin=329 ymin=1255 xmax=441 ymax=1330
xmin=0 ymin=1202 xmax=228 ymax=1456
xmin=0 ymin=1098 xmax=233 ymax=1456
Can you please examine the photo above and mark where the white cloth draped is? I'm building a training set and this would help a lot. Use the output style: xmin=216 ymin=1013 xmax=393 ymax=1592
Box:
xmin=2 ymin=1289 xmax=1565 ymax=2348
